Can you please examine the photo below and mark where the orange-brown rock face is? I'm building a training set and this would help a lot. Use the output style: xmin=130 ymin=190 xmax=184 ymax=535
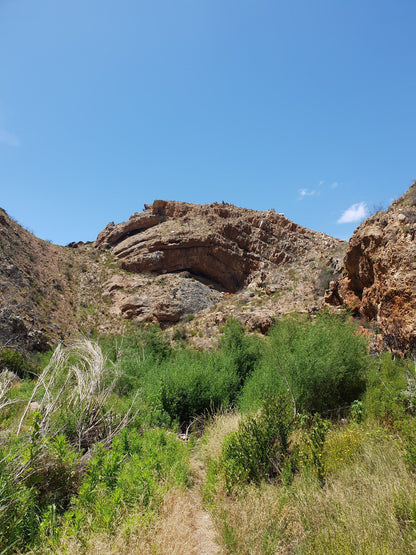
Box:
xmin=96 ymin=200 xmax=345 ymax=332
xmin=97 ymin=200 xmax=326 ymax=291
xmin=326 ymin=184 xmax=416 ymax=352
xmin=0 ymin=200 xmax=346 ymax=350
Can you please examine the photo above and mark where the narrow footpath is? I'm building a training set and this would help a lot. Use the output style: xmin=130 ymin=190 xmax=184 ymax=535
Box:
xmin=154 ymin=455 xmax=221 ymax=554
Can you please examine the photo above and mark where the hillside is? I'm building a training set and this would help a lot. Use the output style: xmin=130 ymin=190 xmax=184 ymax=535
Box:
xmin=2 ymin=192 xmax=416 ymax=554
xmin=3 ymin=187 xmax=416 ymax=354
xmin=0 ymin=201 xmax=346 ymax=351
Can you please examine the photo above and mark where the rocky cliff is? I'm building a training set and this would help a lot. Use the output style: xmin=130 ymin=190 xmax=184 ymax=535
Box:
xmin=326 ymin=183 xmax=416 ymax=353
xmin=95 ymin=200 xmax=345 ymax=343
xmin=0 ymin=208 xmax=75 ymax=350
xmin=0 ymin=200 xmax=347 ymax=352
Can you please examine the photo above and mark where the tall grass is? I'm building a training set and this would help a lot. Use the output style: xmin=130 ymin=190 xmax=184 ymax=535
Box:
xmin=293 ymin=434 xmax=416 ymax=554
xmin=203 ymin=414 xmax=416 ymax=554
xmin=18 ymin=339 xmax=139 ymax=449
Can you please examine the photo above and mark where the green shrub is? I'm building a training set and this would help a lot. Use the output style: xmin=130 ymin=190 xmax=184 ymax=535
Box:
xmin=219 ymin=318 xmax=261 ymax=386
xmin=363 ymin=352 xmax=410 ymax=424
xmin=220 ymin=395 xmax=292 ymax=490
xmin=65 ymin=428 xmax=190 ymax=536
xmin=155 ymin=350 xmax=240 ymax=426
xmin=297 ymin=414 xmax=331 ymax=485
xmin=240 ymin=312 xmax=368 ymax=415
xmin=0 ymin=347 xmax=38 ymax=379
xmin=0 ymin=446 xmax=38 ymax=553
xmin=0 ymin=427 xmax=80 ymax=552
xmin=29 ymin=434 xmax=81 ymax=514
xmin=103 ymin=326 xmax=172 ymax=396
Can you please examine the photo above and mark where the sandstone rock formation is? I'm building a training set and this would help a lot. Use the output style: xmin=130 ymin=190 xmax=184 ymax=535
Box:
xmin=0 ymin=199 xmax=347 ymax=352
xmin=326 ymin=183 xmax=416 ymax=352
xmin=96 ymin=200 xmax=346 ymax=337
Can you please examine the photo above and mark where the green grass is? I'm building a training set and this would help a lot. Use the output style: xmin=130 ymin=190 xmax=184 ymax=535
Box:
xmin=1 ymin=313 xmax=416 ymax=553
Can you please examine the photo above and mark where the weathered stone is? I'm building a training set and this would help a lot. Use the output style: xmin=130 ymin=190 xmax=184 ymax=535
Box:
xmin=326 ymin=183 xmax=416 ymax=353
xmin=96 ymin=200 xmax=346 ymax=333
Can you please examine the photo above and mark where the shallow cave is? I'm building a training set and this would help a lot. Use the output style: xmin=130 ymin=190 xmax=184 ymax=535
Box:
xmin=170 ymin=269 xmax=229 ymax=293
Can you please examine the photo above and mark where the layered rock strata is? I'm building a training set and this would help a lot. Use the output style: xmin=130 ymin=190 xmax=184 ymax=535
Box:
xmin=326 ymin=183 xmax=416 ymax=352
xmin=96 ymin=200 xmax=345 ymax=331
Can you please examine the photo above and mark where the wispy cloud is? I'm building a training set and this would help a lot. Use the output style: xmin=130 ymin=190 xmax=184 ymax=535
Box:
xmin=298 ymin=188 xmax=317 ymax=199
xmin=337 ymin=201 xmax=369 ymax=224
xmin=298 ymin=180 xmax=341 ymax=200
xmin=0 ymin=130 xmax=19 ymax=147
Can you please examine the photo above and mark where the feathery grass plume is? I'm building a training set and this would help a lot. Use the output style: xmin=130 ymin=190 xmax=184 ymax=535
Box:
xmin=0 ymin=370 xmax=20 ymax=411
xmin=0 ymin=340 xmax=24 ymax=412
xmin=17 ymin=339 xmax=140 ymax=450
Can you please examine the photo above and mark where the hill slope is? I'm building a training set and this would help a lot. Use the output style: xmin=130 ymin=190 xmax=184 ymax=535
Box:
xmin=1 ymin=201 xmax=347 ymax=351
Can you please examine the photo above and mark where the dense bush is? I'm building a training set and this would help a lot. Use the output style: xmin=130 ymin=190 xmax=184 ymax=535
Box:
xmin=220 ymin=395 xmax=293 ymax=490
xmin=105 ymin=325 xmax=172 ymax=396
xmin=0 ymin=445 xmax=38 ymax=553
xmin=240 ymin=312 xmax=369 ymax=414
xmin=150 ymin=350 xmax=240 ymax=426
xmin=0 ymin=427 xmax=80 ymax=553
xmin=364 ymin=352 xmax=413 ymax=423
xmin=219 ymin=318 xmax=261 ymax=386
xmin=63 ymin=428 xmax=190 ymax=537
xmin=104 ymin=319 xmax=262 ymax=427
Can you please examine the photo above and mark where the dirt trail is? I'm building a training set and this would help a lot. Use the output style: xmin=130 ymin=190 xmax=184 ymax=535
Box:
xmin=155 ymin=455 xmax=221 ymax=554
xmin=188 ymin=458 xmax=221 ymax=555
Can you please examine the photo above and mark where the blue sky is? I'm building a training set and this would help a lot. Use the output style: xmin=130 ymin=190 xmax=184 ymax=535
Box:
xmin=0 ymin=0 xmax=415 ymax=244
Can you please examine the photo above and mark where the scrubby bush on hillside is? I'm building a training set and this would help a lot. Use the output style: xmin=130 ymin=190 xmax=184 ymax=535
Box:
xmin=240 ymin=312 xmax=369 ymax=415
xmin=0 ymin=347 xmax=38 ymax=379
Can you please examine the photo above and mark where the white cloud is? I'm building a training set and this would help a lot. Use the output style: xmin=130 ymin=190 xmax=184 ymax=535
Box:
xmin=0 ymin=130 xmax=19 ymax=147
xmin=330 ymin=181 xmax=339 ymax=189
xmin=337 ymin=202 xmax=369 ymax=224
xmin=299 ymin=188 xmax=317 ymax=199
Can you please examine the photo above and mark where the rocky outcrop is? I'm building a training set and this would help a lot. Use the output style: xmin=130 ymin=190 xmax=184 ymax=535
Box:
xmin=0 ymin=199 xmax=347 ymax=351
xmin=98 ymin=201 xmax=291 ymax=291
xmin=326 ymin=183 xmax=416 ymax=352
xmin=104 ymin=272 xmax=223 ymax=324
xmin=96 ymin=201 xmax=346 ymax=332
